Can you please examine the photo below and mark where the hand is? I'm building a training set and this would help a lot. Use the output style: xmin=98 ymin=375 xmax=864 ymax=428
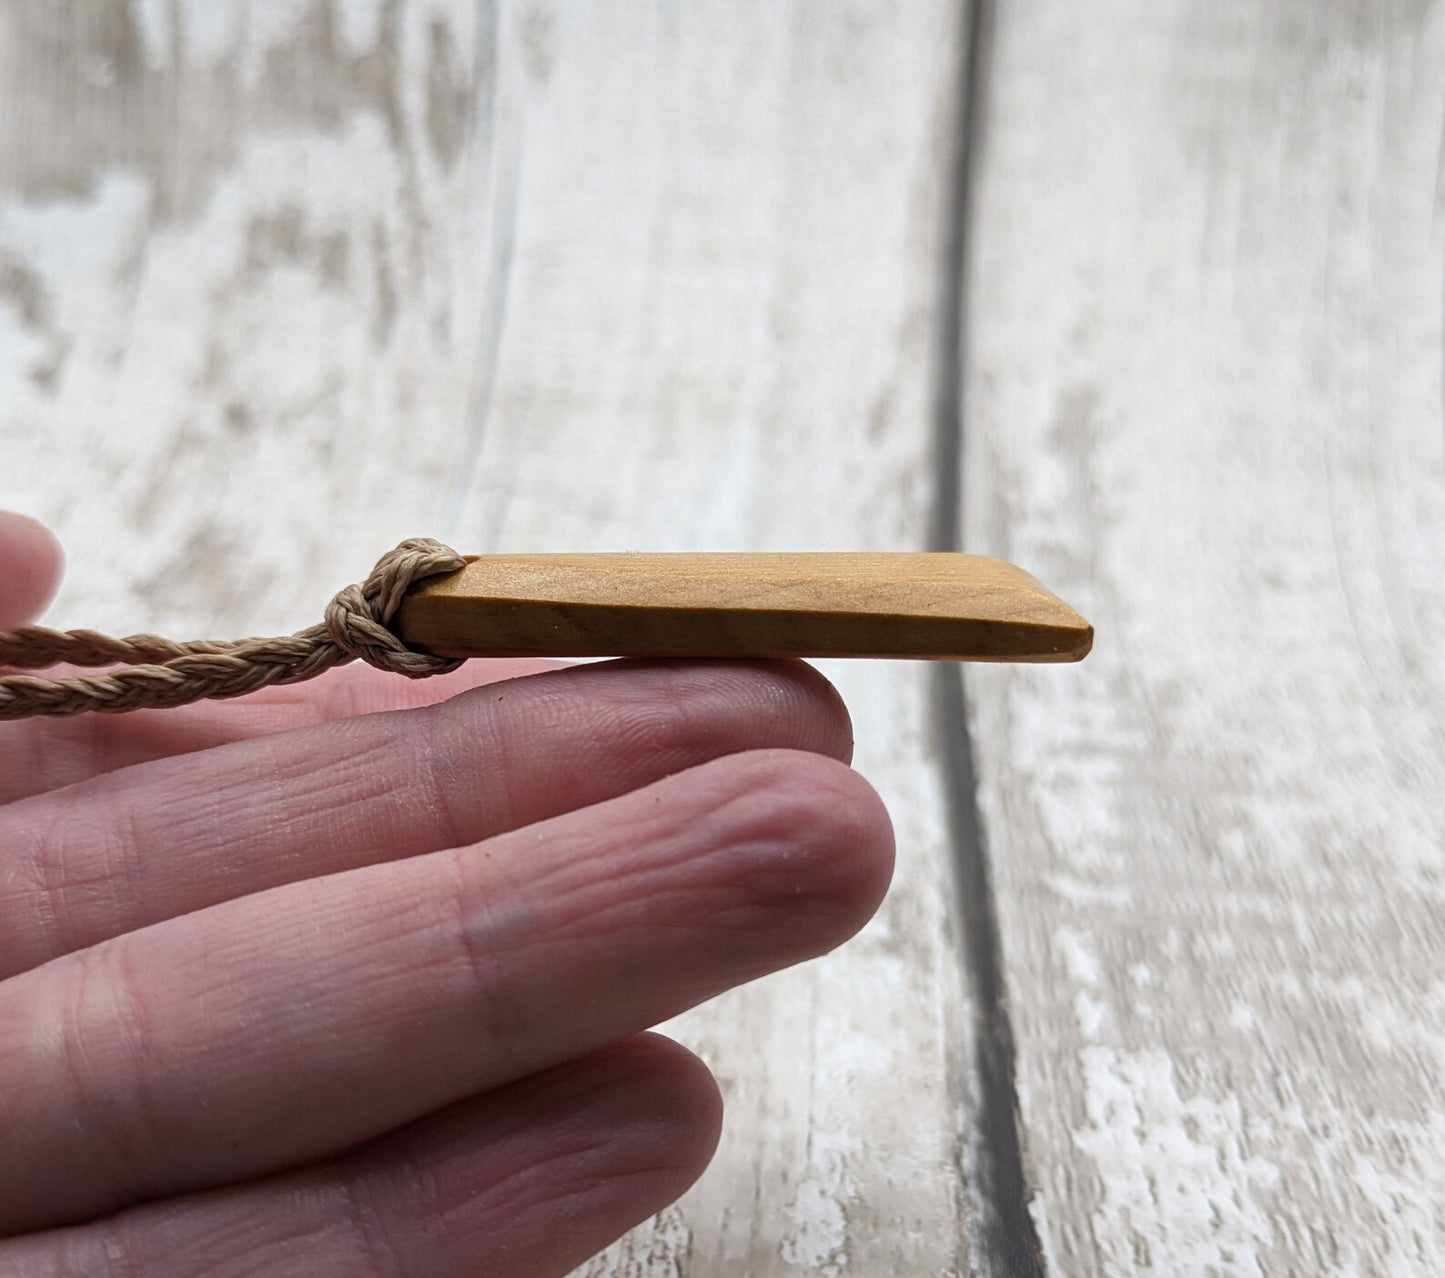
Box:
xmin=0 ymin=512 xmax=893 ymax=1277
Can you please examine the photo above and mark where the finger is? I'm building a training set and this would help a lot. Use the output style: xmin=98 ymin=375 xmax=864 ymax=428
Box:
xmin=3 ymin=1034 xmax=720 ymax=1278
xmin=0 ymin=657 xmax=565 ymax=804
xmin=0 ymin=659 xmax=854 ymax=975
xmin=0 ymin=750 xmax=892 ymax=1233
xmin=0 ymin=513 xmax=62 ymax=629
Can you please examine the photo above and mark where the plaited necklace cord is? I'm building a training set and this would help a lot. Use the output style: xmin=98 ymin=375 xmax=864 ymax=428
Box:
xmin=0 ymin=539 xmax=466 ymax=720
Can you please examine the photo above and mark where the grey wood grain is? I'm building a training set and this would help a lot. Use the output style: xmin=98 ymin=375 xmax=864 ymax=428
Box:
xmin=963 ymin=2 xmax=1445 ymax=1272
xmin=0 ymin=2 xmax=979 ymax=1272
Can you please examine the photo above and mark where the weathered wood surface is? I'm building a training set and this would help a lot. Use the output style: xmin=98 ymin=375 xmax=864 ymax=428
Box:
xmin=0 ymin=3 xmax=976 ymax=1274
xmin=9 ymin=1 xmax=1443 ymax=1274
xmin=964 ymin=1 xmax=1445 ymax=1272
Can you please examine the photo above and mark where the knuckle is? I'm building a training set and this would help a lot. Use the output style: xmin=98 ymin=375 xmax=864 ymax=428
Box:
xmin=443 ymin=848 xmax=530 ymax=1077
xmin=55 ymin=940 xmax=166 ymax=1206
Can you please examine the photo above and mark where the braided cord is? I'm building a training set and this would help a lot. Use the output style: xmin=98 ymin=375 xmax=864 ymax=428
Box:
xmin=0 ymin=538 xmax=466 ymax=720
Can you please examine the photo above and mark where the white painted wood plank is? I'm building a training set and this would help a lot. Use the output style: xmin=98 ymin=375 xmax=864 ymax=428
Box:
xmin=964 ymin=2 xmax=1445 ymax=1272
xmin=0 ymin=2 xmax=974 ymax=1272
xmin=421 ymin=9 xmax=977 ymax=1271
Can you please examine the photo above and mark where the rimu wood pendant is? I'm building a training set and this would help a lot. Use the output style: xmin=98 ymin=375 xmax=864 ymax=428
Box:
xmin=396 ymin=553 xmax=1092 ymax=663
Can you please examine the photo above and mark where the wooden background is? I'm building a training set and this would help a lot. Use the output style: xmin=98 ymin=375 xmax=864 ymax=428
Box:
xmin=2 ymin=3 xmax=1443 ymax=1274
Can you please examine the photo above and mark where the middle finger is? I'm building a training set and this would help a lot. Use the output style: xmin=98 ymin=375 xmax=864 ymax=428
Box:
xmin=0 ymin=748 xmax=893 ymax=1235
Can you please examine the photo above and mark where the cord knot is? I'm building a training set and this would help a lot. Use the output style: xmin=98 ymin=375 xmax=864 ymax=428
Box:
xmin=0 ymin=536 xmax=472 ymax=718
xmin=323 ymin=538 xmax=467 ymax=677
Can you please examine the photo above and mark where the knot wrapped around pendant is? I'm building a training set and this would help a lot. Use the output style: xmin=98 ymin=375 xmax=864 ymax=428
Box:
xmin=322 ymin=538 xmax=467 ymax=678
xmin=0 ymin=538 xmax=468 ymax=720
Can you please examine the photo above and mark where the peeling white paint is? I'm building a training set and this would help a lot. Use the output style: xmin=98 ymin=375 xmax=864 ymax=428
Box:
xmin=1348 ymin=1114 xmax=1445 ymax=1275
xmin=1044 ymin=874 xmax=1134 ymax=909
xmin=1073 ymin=991 xmax=1107 ymax=1039
xmin=1073 ymin=1047 xmax=1280 ymax=1275
xmin=780 ymin=1179 xmax=850 ymax=1273
xmin=1054 ymin=926 xmax=1103 ymax=986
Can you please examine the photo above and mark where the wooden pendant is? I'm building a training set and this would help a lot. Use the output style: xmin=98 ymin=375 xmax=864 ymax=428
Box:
xmin=395 ymin=553 xmax=1091 ymax=663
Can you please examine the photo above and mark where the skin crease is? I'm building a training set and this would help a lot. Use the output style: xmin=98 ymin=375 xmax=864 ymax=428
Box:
xmin=0 ymin=512 xmax=896 ymax=1276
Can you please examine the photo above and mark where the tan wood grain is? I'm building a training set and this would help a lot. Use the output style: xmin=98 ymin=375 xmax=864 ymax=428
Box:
xmin=397 ymin=552 xmax=1093 ymax=661
xmin=963 ymin=1 xmax=1445 ymax=1272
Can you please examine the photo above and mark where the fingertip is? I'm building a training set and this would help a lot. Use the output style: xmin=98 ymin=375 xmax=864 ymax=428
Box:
xmin=803 ymin=745 xmax=890 ymax=936
xmin=701 ymin=659 xmax=857 ymax=766
xmin=409 ymin=1034 xmax=724 ymax=1276
xmin=581 ymin=1032 xmax=724 ymax=1192
xmin=557 ymin=657 xmax=858 ymax=765
xmin=768 ymin=658 xmax=856 ymax=765
xmin=748 ymin=749 xmax=897 ymax=942
xmin=832 ymin=757 xmax=897 ymax=920
xmin=0 ymin=511 xmax=64 ymax=627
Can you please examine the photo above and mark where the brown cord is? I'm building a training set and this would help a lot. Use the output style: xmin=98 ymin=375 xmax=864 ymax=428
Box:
xmin=0 ymin=539 xmax=467 ymax=720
